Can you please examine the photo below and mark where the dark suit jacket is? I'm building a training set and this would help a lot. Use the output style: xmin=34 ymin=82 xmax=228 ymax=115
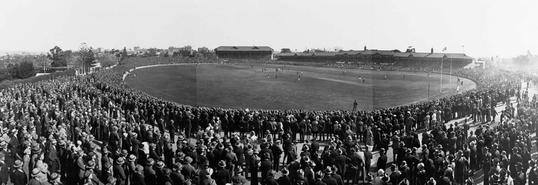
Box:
xmin=9 ymin=169 xmax=27 ymax=185
xmin=131 ymin=172 xmax=146 ymax=185
xmin=278 ymin=175 xmax=292 ymax=185
xmin=212 ymin=168 xmax=231 ymax=185
xmin=143 ymin=165 xmax=157 ymax=185
xmin=113 ymin=164 xmax=127 ymax=185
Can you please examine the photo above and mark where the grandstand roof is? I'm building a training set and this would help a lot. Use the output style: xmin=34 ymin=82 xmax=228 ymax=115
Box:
xmin=393 ymin=52 xmax=412 ymax=57
xmin=276 ymin=50 xmax=473 ymax=60
xmin=425 ymin=53 xmax=473 ymax=59
xmin=278 ymin=52 xmax=338 ymax=57
xmin=426 ymin=53 xmax=446 ymax=58
xmin=409 ymin=52 xmax=430 ymax=57
xmin=215 ymin=46 xmax=273 ymax=52
xmin=444 ymin=53 xmax=473 ymax=59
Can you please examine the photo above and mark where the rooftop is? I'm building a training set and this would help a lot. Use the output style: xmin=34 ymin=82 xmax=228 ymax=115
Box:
xmin=215 ymin=46 xmax=273 ymax=52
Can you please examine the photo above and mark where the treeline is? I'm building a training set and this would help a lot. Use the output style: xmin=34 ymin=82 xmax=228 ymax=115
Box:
xmin=0 ymin=61 xmax=36 ymax=81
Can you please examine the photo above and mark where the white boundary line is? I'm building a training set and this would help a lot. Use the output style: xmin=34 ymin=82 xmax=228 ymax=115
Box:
xmin=122 ymin=63 xmax=210 ymax=81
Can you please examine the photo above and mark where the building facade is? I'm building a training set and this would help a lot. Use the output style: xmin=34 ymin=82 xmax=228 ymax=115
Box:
xmin=215 ymin=46 xmax=273 ymax=60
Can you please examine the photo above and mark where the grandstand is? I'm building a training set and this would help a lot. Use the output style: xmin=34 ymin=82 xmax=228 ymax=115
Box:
xmin=276 ymin=49 xmax=473 ymax=71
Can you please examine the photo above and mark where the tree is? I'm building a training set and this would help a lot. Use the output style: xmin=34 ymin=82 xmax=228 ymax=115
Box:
xmin=7 ymin=61 xmax=35 ymax=79
xmin=16 ymin=61 xmax=36 ymax=78
xmin=121 ymin=47 xmax=128 ymax=60
xmin=79 ymin=42 xmax=96 ymax=74
xmin=47 ymin=46 xmax=67 ymax=67
xmin=145 ymin=48 xmax=158 ymax=57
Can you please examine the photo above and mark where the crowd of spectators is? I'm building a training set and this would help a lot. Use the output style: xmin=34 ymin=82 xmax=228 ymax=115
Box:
xmin=0 ymin=57 xmax=535 ymax=185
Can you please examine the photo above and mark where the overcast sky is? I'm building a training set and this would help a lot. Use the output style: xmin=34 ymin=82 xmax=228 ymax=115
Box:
xmin=0 ymin=0 xmax=537 ymax=57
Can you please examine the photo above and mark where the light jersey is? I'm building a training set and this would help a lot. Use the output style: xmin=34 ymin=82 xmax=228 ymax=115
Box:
xmin=141 ymin=142 xmax=149 ymax=155
xmin=357 ymin=151 xmax=365 ymax=165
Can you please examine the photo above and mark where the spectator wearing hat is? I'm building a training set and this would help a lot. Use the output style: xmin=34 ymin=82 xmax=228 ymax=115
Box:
xmin=322 ymin=167 xmax=338 ymax=185
xmin=416 ymin=162 xmax=428 ymax=185
xmin=260 ymin=153 xmax=273 ymax=183
xmin=201 ymin=168 xmax=216 ymax=185
xmin=163 ymin=140 xmax=174 ymax=168
xmin=246 ymin=152 xmax=259 ymax=185
xmin=155 ymin=161 xmax=166 ymax=185
xmin=0 ymin=153 xmax=8 ymax=185
xmin=89 ymin=144 xmax=102 ymax=173
xmin=161 ymin=168 xmax=173 ymax=185
xmin=271 ymin=140 xmax=283 ymax=171
xmin=363 ymin=146 xmax=372 ymax=176
xmin=231 ymin=166 xmax=247 ymax=185
xmin=333 ymin=148 xmax=348 ymax=178
xmin=49 ymin=172 xmax=62 ymax=185
xmin=312 ymin=170 xmax=324 ymax=185
xmin=330 ymin=166 xmax=344 ymax=185
xmin=131 ymin=164 xmax=146 ymax=185
xmin=82 ymin=161 xmax=103 ymax=185
xmin=372 ymin=169 xmax=386 ymax=185
xmin=113 ymin=157 xmax=127 ymax=185
xmin=126 ymin=154 xmax=137 ymax=184
xmin=9 ymin=160 xmax=27 ymax=185
xmin=29 ymin=143 xmax=41 ymax=173
xmin=36 ymin=162 xmax=49 ymax=183
xmin=389 ymin=164 xmax=401 ymax=185
xmin=101 ymin=160 xmax=113 ymax=184
xmin=377 ymin=148 xmax=387 ymax=171
xmin=22 ymin=146 xmax=31 ymax=181
xmin=278 ymin=168 xmax=292 ymax=185
xmin=399 ymin=161 xmax=410 ymax=182
xmin=181 ymin=156 xmax=195 ymax=180
xmin=213 ymin=160 xmax=231 ymax=185
xmin=45 ymin=139 xmax=60 ymax=173
xmin=304 ymin=160 xmax=316 ymax=185
xmin=144 ymin=158 xmax=157 ymax=185
xmin=266 ymin=170 xmax=279 ymax=185
xmin=130 ymin=132 xmax=140 ymax=157
xmin=28 ymin=168 xmax=42 ymax=185
xmin=170 ymin=163 xmax=185 ymax=185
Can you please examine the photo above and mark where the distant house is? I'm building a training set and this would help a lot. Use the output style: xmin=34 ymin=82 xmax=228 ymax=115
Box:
xmin=214 ymin=46 xmax=273 ymax=60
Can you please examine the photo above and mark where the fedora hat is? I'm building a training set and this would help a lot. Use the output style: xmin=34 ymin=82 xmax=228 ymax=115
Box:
xmin=31 ymin=168 xmax=41 ymax=177
xmin=116 ymin=157 xmax=125 ymax=165
xmin=50 ymin=172 xmax=60 ymax=181
xmin=146 ymin=158 xmax=155 ymax=166
xmin=218 ymin=160 xmax=226 ymax=168
xmin=13 ymin=160 xmax=23 ymax=168
xmin=135 ymin=164 xmax=144 ymax=172
xmin=184 ymin=157 xmax=193 ymax=164
xmin=31 ymin=143 xmax=41 ymax=153
xmin=156 ymin=161 xmax=165 ymax=168
xmin=128 ymin=154 xmax=137 ymax=162
xmin=86 ymin=160 xmax=96 ymax=169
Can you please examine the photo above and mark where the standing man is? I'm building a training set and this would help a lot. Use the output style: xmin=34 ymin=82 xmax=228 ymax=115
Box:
xmin=352 ymin=100 xmax=358 ymax=112
xmin=10 ymin=160 xmax=27 ymax=185
xmin=271 ymin=140 xmax=283 ymax=171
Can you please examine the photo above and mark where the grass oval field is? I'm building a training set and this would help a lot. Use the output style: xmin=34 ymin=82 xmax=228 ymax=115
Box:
xmin=125 ymin=64 xmax=476 ymax=111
